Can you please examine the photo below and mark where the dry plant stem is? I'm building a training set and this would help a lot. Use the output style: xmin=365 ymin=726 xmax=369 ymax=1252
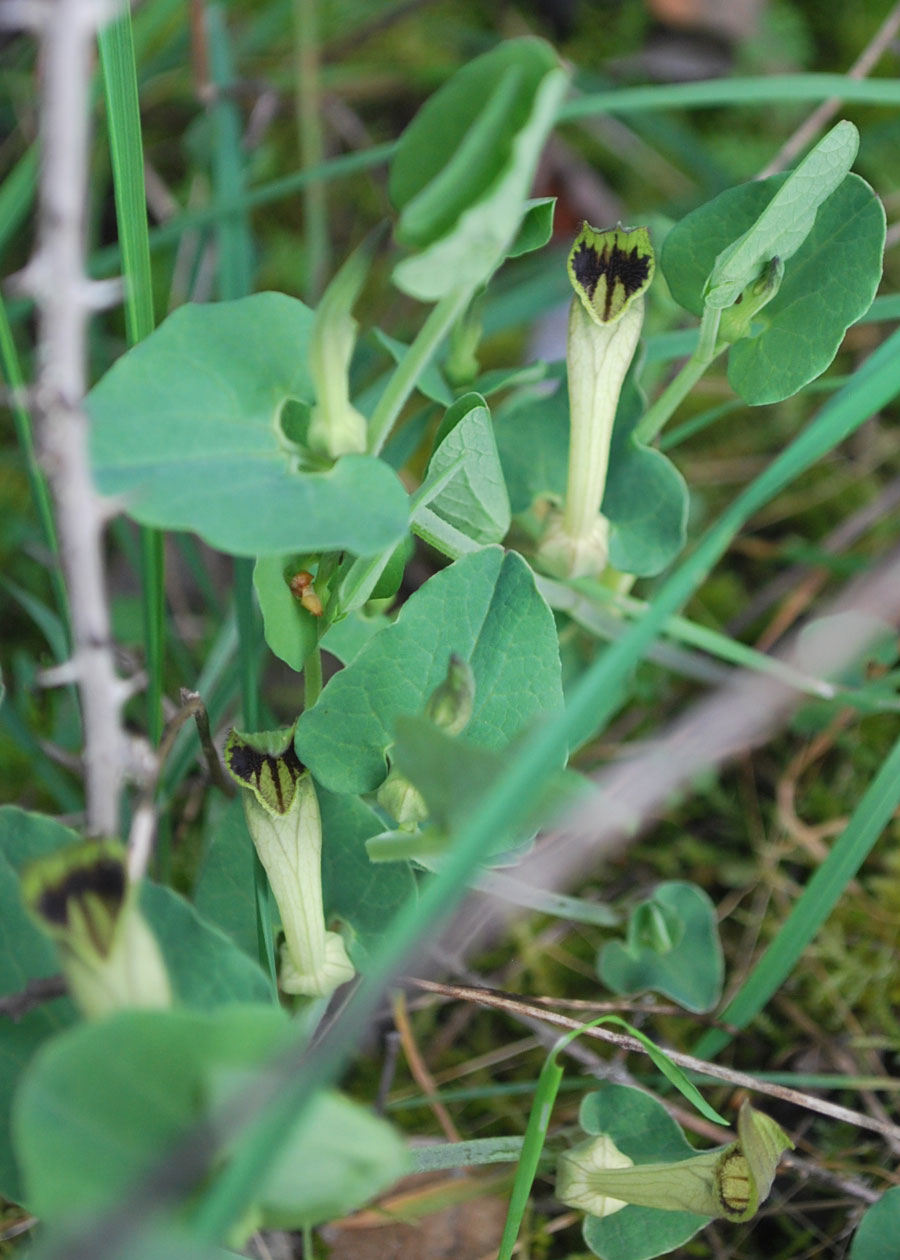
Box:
xmin=24 ymin=0 xmax=124 ymax=836
xmin=0 ymin=975 xmax=66 ymax=1021
xmin=391 ymin=990 xmax=461 ymax=1143
xmin=759 ymin=0 xmax=900 ymax=176
xmin=127 ymin=691 xmax=235 ymax=880
xmin=181 ymin=687 xmax=236 ymax=798
xmin=409 ymin=979 xmax=900 ymax=1146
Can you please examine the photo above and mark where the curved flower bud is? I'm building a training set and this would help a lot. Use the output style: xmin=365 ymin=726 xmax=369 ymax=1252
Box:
xmin=306 ymin=235 xmax=378 ymax=459
xmin=538 ymin=223 xmax=654 ymax=580
xmin=557 ymin=1102 xmax=792 ymax=1223
xmin=376 ymin=654 xmax=476 ymax=830
xmin=424 ymin=653 xmax=475 ymax=736
xmin=717 ymin=255 xmax=785 ymax=345
xmin=225 ymin=728 xmax=354 ymax=998
xmin=21 ymin=839 xmax=171 ymax=1019
xmin=376 ymin=768 xmax=429 ymax=832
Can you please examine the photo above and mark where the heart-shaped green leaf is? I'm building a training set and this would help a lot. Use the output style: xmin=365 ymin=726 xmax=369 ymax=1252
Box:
xmin=426 ymin=393 xmax=511 ymax=545
xmin=703 ymin=120 xmax=859 ymax=309
xmin=850 ymin=1187 xmax=900 ymax=1260
xmin=294 ymin=547 xmax=563 ymax=793
xmin=662 ymin=173 xmax=885 ymax=405
xmin=89 ymin=294 xmax=409 ymax=556
xmin=575 ymin=1085 xmax=710 ymax=1260
xmin=598 ymin=882 xmax=723 ymax=1013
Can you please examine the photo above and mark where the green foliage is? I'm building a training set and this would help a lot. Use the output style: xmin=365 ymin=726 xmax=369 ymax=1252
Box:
xmin=702 ymin=120 xmax=860 ymax=310
xmin=598 ymin=881 xmax=723 ymax=1013
xmin=425 ymin=392 xmax=511 ymax=545
xmin=495 ymin=370 xmax=688 ymax=575
xmin=576 ymin=1086 xmax=712 ymax=1260
xmin=294 ymin=547 xmax=564 ymax=792
xmin=850 ymin=1188 xmax=900 ymax=1259
xmin=5 ymin=12 xmax=900 ymax=1258
xmin=193 ymin=788 xmax=416 ymax=967
xmin=252 ymin=554 xmax=320 ymax=672
xmin=88 ymin=294 xmax=409 ymax=555
xmin=12 ymin=1004 xmax=407 ymax=1233
xmin=662 ymin=172 xmax=885 ymax=404
xmin=390 ymin=38 xmax=570 ymax=300
xmin=13 ymin=1005 xmax=290 ymax=1220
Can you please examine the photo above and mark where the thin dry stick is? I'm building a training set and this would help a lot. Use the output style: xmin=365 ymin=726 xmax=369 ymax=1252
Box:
xmin=14 ymin=0 xmax=125 ymax=836
xmin=759 ymin=1 xmax=900 ymax=177
xmin=0 ymin=975 xmax=66 ymax=1022
xmin=391 ymin=991 xmax=462 ymax=1143
xmin=127 ymin=689 xmax=235 ymax=880
xmin=410 ymin=978 xmax=900 ymax=1146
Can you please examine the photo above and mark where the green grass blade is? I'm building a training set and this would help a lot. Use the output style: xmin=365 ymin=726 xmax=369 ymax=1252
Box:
xmin=189 ymin=327 xmax=900 ymax=1243
xmin=207 ymin=3 xmax=255 ymax=302
xmin=560 ymin=73 xmax=900 ymax=122
xmin=206 ymin=2 xmax=275 ymax=998
xmin=694 ymin=728 xmax=900 ymax=1060
xmin=98 ymin=13 xmax=154 ymax=344
xmin=0 ymin=292 xmax=71 ymax=655
xmin=496 ymin=1030 xmax=569 ymax=1260
xmin=294 ymin=0 xmax=329 ymax=301
xmin=98 ymin=8 xmax=165 ymax=745
xmin=0 ymin=146 xmax=38 ymax=261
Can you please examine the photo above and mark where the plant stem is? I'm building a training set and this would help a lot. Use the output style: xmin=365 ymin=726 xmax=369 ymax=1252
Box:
xmin=635 ymin=306 xmax=724 ymax=446
xmin=367 ymin=287 xmax=471 ymax=456
xmin=303 ymin=646 xmax=322 ymax=709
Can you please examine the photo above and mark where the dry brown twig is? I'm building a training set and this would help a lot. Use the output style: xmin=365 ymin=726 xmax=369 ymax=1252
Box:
xmin=409 ymin=978 xmax=900 ymax=1148
xmin=759 ymin=0 xmax=900 ymax=177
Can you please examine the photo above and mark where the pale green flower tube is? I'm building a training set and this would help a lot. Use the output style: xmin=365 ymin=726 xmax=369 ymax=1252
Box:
xmin=225 ymin=728 xmax=354 ymax=999
xmin=243 ymin=778 xmax=355 ymax=998
xmin=557 ymin=1101 xmax=792 ymax=1224
xmin=539 ymin=223 xmax=655 ymax=580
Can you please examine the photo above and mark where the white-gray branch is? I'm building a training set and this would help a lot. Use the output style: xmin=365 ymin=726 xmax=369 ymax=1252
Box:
xmin=25 ymin=0 xmax=125 ymax=834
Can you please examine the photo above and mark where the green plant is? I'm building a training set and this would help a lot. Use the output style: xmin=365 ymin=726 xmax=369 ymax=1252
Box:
xmin=2 ymin=10 xmax=899 ymax=1260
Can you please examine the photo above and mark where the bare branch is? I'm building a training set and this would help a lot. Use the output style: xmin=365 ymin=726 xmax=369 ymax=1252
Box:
xmin=22 ymin=0 xmax=125 ymax=834
xmin=409 ymin=978 xmax=900 ymax=1146
xmin=760 ymin=2 xmax=900 ymax=177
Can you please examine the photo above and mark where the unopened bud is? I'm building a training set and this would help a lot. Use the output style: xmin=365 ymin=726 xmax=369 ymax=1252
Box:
xmin=425 ymin=654 xmax=475 ymax=735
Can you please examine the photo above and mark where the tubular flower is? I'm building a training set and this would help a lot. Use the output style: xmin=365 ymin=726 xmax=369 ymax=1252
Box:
xmin=225 ymin=728 xmax=354 ymax=998
xmin=557 ymin=1101 xmax=792 ymax=1224
xmin=539 ymin=223 xmax=655 ymax=579
xmin=21 ymin=838 xmax=172 ymax=1019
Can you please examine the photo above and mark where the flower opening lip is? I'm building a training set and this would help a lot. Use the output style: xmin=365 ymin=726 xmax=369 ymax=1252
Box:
xmin=32 ymin=853 xmax=126 ymax=954
xmin=569 ymin=223 xmax=655 ymax=325
xmin=22 ymin=838 xmax=173 ymax=1017
xmin=226 ymin=736 xmax=305 ymax=816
